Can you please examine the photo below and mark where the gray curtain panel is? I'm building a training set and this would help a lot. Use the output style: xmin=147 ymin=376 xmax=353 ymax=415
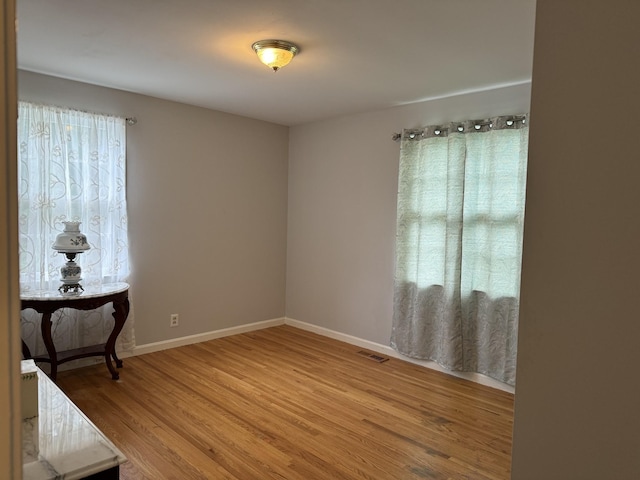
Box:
xmin=391 ymin=116 xmax=528 ymax=386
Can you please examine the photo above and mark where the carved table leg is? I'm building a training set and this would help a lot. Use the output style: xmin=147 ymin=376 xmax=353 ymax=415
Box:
xmin=105 ymin=296 xmax=130 ymax=379
xmin=21 ymin=339 xmax=32 ymax=360
xmin=40 ymin=312 xmax=57 ymax=381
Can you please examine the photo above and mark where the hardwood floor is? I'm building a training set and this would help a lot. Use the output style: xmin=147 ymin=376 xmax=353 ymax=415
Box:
xmin=56 ymin=325 xmax=514 ymax=480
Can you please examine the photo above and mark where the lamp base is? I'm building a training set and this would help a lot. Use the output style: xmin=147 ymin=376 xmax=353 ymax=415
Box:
xmin=58 ymin=283 xmax=84 ymax=296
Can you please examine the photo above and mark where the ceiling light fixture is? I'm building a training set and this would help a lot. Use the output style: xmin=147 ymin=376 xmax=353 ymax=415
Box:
xmin=252 ymin=39 xmax=300 ymax=72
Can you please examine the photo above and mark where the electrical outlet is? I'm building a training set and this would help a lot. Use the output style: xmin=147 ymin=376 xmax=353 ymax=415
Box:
xmin=170 ymin=313 xmax=179 ymax=327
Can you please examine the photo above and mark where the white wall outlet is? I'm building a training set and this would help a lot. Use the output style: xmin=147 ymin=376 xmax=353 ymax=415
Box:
xmin=170 ymin=313 xmax=179 ymax=327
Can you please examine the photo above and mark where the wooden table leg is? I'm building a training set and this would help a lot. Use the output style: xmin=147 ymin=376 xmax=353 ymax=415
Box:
xmin=40 ymin=312 xmax=57 ymax=381
xmin=21 ymin=339 xmax=32 ymax=360
xmin=105 ymin=296 xmax=130 ymax=380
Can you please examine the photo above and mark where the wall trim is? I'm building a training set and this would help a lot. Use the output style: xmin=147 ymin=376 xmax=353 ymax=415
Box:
xmin=123 ymin=317 xmax=286 ymax=358
xmin=120 ymin=316 xmax=513 ymax=394
xmin=284 ymin=317 xmax=515 ymax=394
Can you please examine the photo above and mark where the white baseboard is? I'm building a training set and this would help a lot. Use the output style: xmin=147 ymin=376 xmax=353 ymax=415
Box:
xmin=122 ymin=317 xmax=285 ymax=358
xmin=284 ymin=317 xmax=515 ymax=394
xmin=121 ymin=315 xmax=513 ymax=394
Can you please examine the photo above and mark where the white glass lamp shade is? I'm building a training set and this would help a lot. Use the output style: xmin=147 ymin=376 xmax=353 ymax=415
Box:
xmin=252 ymin=40 xmax=299 ymax=72
xmin=52 ymin=221 xmax=90 ymax=253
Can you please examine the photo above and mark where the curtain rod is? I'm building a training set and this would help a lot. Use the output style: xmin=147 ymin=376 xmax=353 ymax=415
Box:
xmin=19 ymin=100 xmax=138 ymax=126
xmin=392 ymin=114 xmax=527 ymax=142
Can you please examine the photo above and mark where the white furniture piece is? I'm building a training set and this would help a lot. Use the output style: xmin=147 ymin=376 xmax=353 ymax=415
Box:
xmin=22 ymin=368 xmax=126 ymax=479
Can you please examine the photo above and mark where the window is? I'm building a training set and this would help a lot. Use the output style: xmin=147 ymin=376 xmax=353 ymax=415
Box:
xmin=17 ymin=102 xmax=134 ymax=355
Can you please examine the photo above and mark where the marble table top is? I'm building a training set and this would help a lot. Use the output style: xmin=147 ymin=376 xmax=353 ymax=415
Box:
xmin=22 ymin=369 xmax=126 ymax=479
xmin=20 ymin=282 xmax=129 ymax=301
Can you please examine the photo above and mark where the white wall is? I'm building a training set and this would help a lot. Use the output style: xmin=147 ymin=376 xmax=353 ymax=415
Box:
xmin=18 ymin=71 xmax=289 ymax=346
xmin=17 ymin=69 xmax=532 ymax=355
xmin=286 ymin=83 xmax=531 ymax=345
xmin=17 ymin=72 xmax=533 ymax=362
xmin=511 ymin=2 xmax=640 ymax=478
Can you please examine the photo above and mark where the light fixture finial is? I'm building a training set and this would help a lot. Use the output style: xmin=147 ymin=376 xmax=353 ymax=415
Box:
xmin=252 ymin=39 xmax=300 ymax=72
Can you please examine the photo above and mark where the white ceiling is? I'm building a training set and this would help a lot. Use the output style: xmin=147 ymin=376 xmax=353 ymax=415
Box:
xmin=15 ymin=0 xmax=537 ymax=126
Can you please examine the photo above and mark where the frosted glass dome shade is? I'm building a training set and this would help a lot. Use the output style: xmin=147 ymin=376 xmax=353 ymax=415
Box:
xmin=52 ymin=221 xmax=90 ymax=252
xmin=252 ymin=40 xmax=299 ymax=72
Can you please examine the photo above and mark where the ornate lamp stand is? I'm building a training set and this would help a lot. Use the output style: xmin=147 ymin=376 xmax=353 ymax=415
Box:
xmin=52 ymin=221 xmax=90 ymax=296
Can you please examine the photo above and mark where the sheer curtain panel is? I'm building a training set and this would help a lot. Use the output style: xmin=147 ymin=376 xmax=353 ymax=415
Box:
xmin=18 ymin=102 xmax=135 ymax=358
xmin=391 ymin=116 xmax=528 ymax=385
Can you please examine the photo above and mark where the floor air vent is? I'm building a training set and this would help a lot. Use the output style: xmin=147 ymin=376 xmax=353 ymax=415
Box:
xmin=357 ymin=350 xmax=389 ymax=363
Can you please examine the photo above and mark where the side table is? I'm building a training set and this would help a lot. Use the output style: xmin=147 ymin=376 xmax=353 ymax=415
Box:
xmin=21 ymin=282 xmax=130 ymax=381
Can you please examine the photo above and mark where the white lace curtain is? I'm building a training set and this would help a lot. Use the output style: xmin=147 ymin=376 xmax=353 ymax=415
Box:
xmin=391 ymin=115 xmax=528 ymax=385
xmin=18 ymin=101 xmax=135 ymax=357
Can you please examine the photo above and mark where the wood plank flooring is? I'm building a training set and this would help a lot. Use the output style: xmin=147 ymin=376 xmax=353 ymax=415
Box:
xmin=56 ymin=325 xmax=514 ymax=480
